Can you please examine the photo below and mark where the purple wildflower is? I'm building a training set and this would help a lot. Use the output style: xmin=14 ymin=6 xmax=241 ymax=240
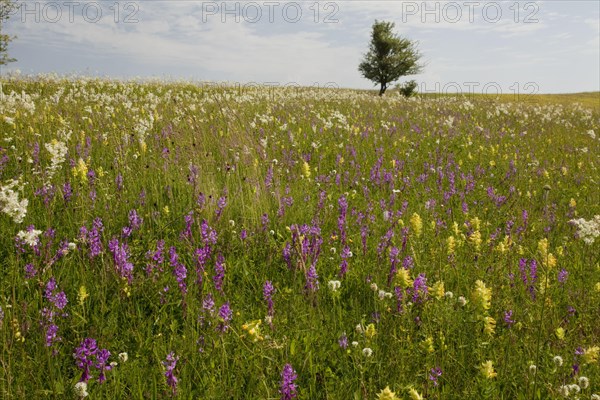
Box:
xmin=280 ymin=363 xmax=298 ymax=400
xmin=504 ymin=310 xmax=515 ymax=327
xmin=558 ymin=269 xmax=568 ymax=285
xmin=213 ymin=253 xmax=225 ymax=294
xmin=338 ymin=334 xmax=348 ymax=349
xmin=429 ymin=367 xmax=442 ymax=386
xmin=217 ymin=302 xmax=232 ymax=332
xmin=263 ymin=280 xmax=275 ymax=318
xmin=162 ymin=352 xmax=179 ymax=395
xmin=169 ymin=247 xmax=188 ymax=295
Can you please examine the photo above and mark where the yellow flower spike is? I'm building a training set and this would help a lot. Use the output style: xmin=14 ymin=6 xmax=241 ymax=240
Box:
xmin=376 ymin=386 xmax=398 ymax=400
xmin=595 ymin=282 xmax=600 ymax=292
xmin=480 ymin=360 xmax=497 ymax=379
xmin=583 ymin=346 xmax=599 ymax=364
xmin=555 ymin=327 xmax=565 ymax=340
xmin=301 ymin=161 xmax=311 ymax=178
xmin=78 ymin=286 xmax=89 ymax=306
xmin=163 ymin=206 xmax=170 ymax=215
xmin=410 ymin=213 xmax=422 ymax=237
xmin=483 ymin=316 xmax=496 ymax=336
xmin=408 ymin=388 xmax=424 ymax=400
xmin=431 ymin=281 xmax=445 ymax=300
xmin=395 ymin=268 xmax=413 ymax=289
xmin=365 ymin=323 xmax=376 ymax=340
xmin=447 ymin=236 xmax=456 ymax=255
xmin=472 ymin=280 xmax=492 ymax=313
xmin=421 ymin=337 xmax=434 ymax=353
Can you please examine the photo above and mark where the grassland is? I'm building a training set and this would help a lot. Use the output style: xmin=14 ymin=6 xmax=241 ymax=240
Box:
xmin=0 ymin=76 xmax=599 ymax=399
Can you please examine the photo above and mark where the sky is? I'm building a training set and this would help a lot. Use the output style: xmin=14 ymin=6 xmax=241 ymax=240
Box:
xmin=2 ymin=0 xmax=599 ymax=94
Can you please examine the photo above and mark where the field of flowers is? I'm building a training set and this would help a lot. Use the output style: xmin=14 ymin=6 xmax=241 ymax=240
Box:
xmin=0 ymin=75 xmax=599 ymax=399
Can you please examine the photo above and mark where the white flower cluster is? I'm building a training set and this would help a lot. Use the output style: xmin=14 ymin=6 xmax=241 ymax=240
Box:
xmin=570 ymin=216 xmax=600 ymax=245
xmin=16 ymin=228 xmax=42 ymax=247
xmin=45 ymin=139 xmax=68 ymax=184
xmin=0 ymin=180 xmax=28 ymax=224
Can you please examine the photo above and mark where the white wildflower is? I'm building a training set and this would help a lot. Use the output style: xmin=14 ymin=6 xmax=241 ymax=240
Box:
xmin=119 ymin=352 xmax=128 ymax=363
xmin=74 ymin=381 xmax=89 ymax=397
xmin=570 ymin=216 xmax=600 ymax=245
xmin=362 ymin=347 xmax=373 ymax=357
xmin=553 ymin=355 xmax=563 ymax=367
xmin=327 ymin=280 xmax=341 ymax=292
xmin=578 ymin=376 xmax=589 ymax=389
xmin=16 ymin=229 xmax=42 ymax=247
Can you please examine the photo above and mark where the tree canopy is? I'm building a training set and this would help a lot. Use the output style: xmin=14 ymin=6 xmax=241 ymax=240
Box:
xmin=359 ymin=20 xmax=423 ymax=96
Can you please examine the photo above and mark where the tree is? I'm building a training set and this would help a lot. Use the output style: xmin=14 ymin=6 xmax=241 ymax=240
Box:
xmin=359 ymin=20 xmax=422 ymax=96
xmin=0 ymin=0 xmax=17 ymax=66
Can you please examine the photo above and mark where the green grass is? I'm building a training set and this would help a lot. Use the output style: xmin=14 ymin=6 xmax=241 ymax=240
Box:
xmin=0 ymin=76 xmax=599 ymax=399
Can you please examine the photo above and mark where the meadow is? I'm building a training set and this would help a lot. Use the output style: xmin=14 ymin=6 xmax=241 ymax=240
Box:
xmin=0 ymin=75 xmax=599 ymax=399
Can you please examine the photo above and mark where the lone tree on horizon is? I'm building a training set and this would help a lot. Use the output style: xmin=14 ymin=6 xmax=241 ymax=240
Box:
xmin=359 ymin=20 xmax=423 ymax=96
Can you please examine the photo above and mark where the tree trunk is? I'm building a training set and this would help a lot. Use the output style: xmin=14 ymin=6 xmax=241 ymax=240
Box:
xmin=379 ymin=82 xmax=387 ymax=96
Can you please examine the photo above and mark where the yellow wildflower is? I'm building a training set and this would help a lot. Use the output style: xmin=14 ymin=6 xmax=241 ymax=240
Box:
xmin=583 ymin=346 xmax=599 ymax=364
xmin=447 ymin=236 xmax=456 ymax=256
xmin=408 ymin=388 xmax=424 ymax=400
xmin=480 ymin=360 xmax=497 ymax=379
xmin=395 ymin=268 xmax=413 ymax=289
xmin=365 ymin=323 xmax=376 ymax=340
xmin=472 ymin=280 xmax=492 ymax=313
xmin=78 ymin=286 xmax=89 ymax=306
xmin=301 ymin=161 xmax=311 ymax=178
xmin=376 ymin=386 xmax=398 ymax=400
xmin=410 ymin=213 xmax=422 ymax=237
xmin=430 ymin=281 xmax=445 ymax=300
xmin=483 ymin=316 xmax=496 ymax=336
xmin=555 ymin=327 xmax=565 ymax=340
xmin=241 ymin=320 xmax=264 ymax=342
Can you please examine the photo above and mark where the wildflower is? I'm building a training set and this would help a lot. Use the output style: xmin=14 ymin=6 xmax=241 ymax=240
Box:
xmin=16 ymin=228 xmax=42 ymax=247
xmin=408 ymin=388 xmax=424 ymax=400
xmin=570 ymin=216 xmax=600 ymax=244
xmin=555 ymin=327 xmax=565 ymax=340
xmin=217 ymin=302 xmax=232 ymax=332
xmin=241 ymin=320 xmax=263 ymax=342
xmin=578 ymin=376 xmax=589 ymax=389
xmin=78 ymin=286 xmax=89 ymax=306
xmin=472 ymin=280 xmax=492 ymax=313
xmin=480 ymin=360 xmax=497 ymax=379
xmin=410 ymin=213 xmax=422 ymax=237
xmin=118 ymin=352 xmax=128 ymax=363
xmin=351 ymin=341 xmax=359 ymax=347
xmin=483 ymin=316 xmax=496 ymax=336
xmin=583 ymin=346 xmax=599 ymax=364
xmin=558 ymin=385 xmax=570 ymax=397
xmin=558 ymin=269 xmax=568 ymax=285
xmin=0 ymin=179 xmax=29 ymax=223
xmin=162 ymin=352 xmax=179 ymax=395
xmin=263 ymin=280 xmax=275 ymax=318
xmin=362 ymin=347 xmax=373 ymax=357
xmin=365 ymin=323 xmax=376 ymax=339
xmin=504 ymin=310 xmax=514 ymax=327
xmin=591 ymin=394 xmax=600 ymax=400
xmin=528 ymin=364 xmax=537 ymax=374
xmin=327 ymin=280 xmax=341 ymax=292
xmin=429 ymin=367 xmax=442 ymax=386
xmin=447 ymin=236 xmax=456 ymax=255
xmin=458 ymin=296 xmax=467 ymax=306
xmin=376 ymin=386 xmax=398 ymax=400
xmin=338 ymin=334 xmax=348 ymax=349
xmin=430 ymin=281 xmax=445 ymax=300
xmin=279 ymin=363 xmax=298 ymax=400
xmin=568 ymin=384 xmax=581 ymax=394
xmin=553 ymin=355 xmax=563 ymax=367
xmin=301 ymin=161 xmax=311 ymax=179
xmin=74 ymin=381 xmax=89 ymax=398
